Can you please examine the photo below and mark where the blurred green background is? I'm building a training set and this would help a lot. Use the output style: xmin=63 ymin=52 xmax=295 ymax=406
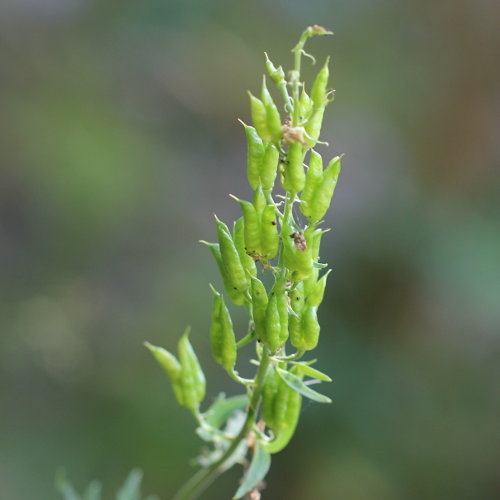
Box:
xmin=1 ymin=0 xmax=499 ymax=499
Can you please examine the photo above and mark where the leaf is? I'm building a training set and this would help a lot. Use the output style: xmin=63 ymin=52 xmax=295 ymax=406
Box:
xmin=55 ymin=471 xmax=82 ymax=500
xmin=289 ymin=362 xmax=332 ymax=382
xmin=204 ymin=394 xmax=249 ymax=429
xmin=276 ymin=367 xmax=331 ymax=403
xmin=83 ymin=481 xmax=102 ymax=500
xmin=116 ymin=469 xmax=143 ymax=500
xmin=233 ymin=443 xmax=271 ymax=499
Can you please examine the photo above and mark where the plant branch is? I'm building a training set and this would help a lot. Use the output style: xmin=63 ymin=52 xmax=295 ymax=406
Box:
xmin=172 ymin=350 xmax=271 ymax=500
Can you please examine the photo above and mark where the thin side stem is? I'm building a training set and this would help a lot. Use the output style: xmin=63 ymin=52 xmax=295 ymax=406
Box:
xmin=173 ymin=350 xmax=271 ymax=500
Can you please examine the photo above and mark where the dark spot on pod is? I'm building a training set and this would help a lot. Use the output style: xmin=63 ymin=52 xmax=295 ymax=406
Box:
xmin=271 ymin=221 xmax=276 ymax=225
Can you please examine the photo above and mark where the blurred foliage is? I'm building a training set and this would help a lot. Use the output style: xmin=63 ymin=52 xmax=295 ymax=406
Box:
xmin=0 ymin=0 xmax=499 ymax=499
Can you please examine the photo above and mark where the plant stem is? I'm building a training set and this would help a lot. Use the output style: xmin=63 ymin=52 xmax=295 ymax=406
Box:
xmin=172 ymin=349 xmax=271 ymax=500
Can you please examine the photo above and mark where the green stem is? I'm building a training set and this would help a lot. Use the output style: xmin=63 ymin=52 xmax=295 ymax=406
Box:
xmin=173 ymin=350 xmax=271 ymax=500
xmin=236 ymin=330 xmax=256 ymax=349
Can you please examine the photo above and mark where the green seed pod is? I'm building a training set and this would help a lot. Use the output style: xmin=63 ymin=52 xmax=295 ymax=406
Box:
xmin=308 ymin=156 xmax=341 ymax=222
xmin=253 ymin=184 xmax=267 ymax=216
xmin=178 ymin=328 xmax=206 ymax=411
xmin=216 ymin=217 xmax=249 ymax=292
xmin=304 ymin=225 xmax=325 ymax=262
xmin=284 ymin=141 xmax=306 ymax=193
xmin=249 ymin=92 xmax=272 ymax=142
xmin=273 ymin=374 xmax=301 ymax=432
xmin=300 ymin=150 xmax=323 ymax=219
xmin=243 ymin=123 xmax=265 ymax=190
xmin=304 ymin=106 xmax=326 ymax=147
xmin=250 ymin=276 xmax=268 ymax=341
xmin=276 ymin=288 xmax=289 ymax=347
xmin=289 ymin=282 xmax=305 ymax=350
xmin=260 ymin=143 xmax=280 ymax=190
xmin=261 ymin=77 xmax=282 ymax=143
xmin=264 ymin=287 xmax=289 ymax=353
xmin=265 ymin=54 xmax=285 ymax=85
xmin=234 ymin=198 xmax=261 ymax=256
xmin=310 ymin=57 xmax=330 ymax=110
xmin=144 ymin=342 xmax=185 ymax=406
xmin=233 ymin=217 xmax=257 ymax=277
xmin=209 ymin=287 xmax=237 ymax=371
xmin=201 ymin=241 xmax=246 ymax=305
xmin=302 ymin=226 xmax=324 ymax=296
xmin=303 ymin=268 xmax=318 ymax=299
xmin=264 ymin=293 xmax=280 ymax=352
xmin=262 ymin=368 xmax=303 ymax=453
xmin=299 ymin=86 xmax=313 ymax=121
xmin=283 ymin=228 xmax=313 ymax=281
xmin=299 ymin=306 xmax=320 ymax=351
xmin=307 ymin=269 xmax=331 ymax=307
xmin=260 ymin=205 xmax=279 ymax=260
xmin=261 ymin=365 xmax=280 ymax=429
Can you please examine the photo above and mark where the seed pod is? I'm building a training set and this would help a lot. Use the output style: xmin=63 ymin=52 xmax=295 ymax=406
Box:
xmin=234 ymin=198 xmax=261 ymax=256
xmin=260 ymin=205 xmax=279 ymax=260
xmin=249 ymin=92 xmax=272 ymax=142
xmin=144 ymin=342 xmax=185 ymax=407
xmin=261 ymin=365 xmax=280 ymax=429
xmin=299 ymin=86 xmax=313 ymax=121
xmin=261 ymin=77 xmax=282 ymax=143
xmin=262 ymin=367 xmax=302 ymax=454
xmin=303 ymin=268 xmax=319 ymax=299
xmin=302 ymin=226 xmax=324 ymax=296
xmin=273 ymin=373 xmax=302 ymax=432
xmin=308 ymin=156 xmax=341 ymax=222
xmin=178 ymin=329 xmax=206 ymax=411
xmin=304 ymin=106 xmax=326 ymax=147
xmin=265 ymin=54 xmax=285 ymax=85
xmin=201 ymin=241 xmax=246 ymax=305
xmin=304 ymin=225 xmax=325 ymax=262
xmin=253 ymin=184 xmax=267 ymax=216
xmin=233 ymin=217 xmax=257 ymax=277
xmin=283 ymin=227 xmax=313 ymax=281
xmin=243 ymin=123 xmax=265 ymax=190
xmin=300 ymin=150 xmax=323 ymax=219
xmin=216 ymin=217 xmax=249 ymax=292
xmin=299 ymin=306 xmax=320 ymax=351
xmin=310 ymin=57 xmax=330 ymax=110
xmin=289 ymin=283 xmax=305 ymax=350
xmin=264 ymin=293 xmax=280 ymax=352
xmin=250 ymin=276 xmax=268 ymax=341
xmin=307 ymin=269 xmax=331 ymax=307
xmin=276 ymin=288 xmax=289 ymax=347
xmin=260 ymin=143 xmax=280 ymax=190
xmin=210 ymin=287 xmax=237 ymax=371
xmin=283 ymin=142 xmax=306 ymax=193
xmin=264 ymin=287 xmax=288 ymax=352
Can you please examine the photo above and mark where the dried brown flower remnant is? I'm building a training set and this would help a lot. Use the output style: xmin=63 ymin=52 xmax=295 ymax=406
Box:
xmin=290 ymin=232 xmax=307 ymax=252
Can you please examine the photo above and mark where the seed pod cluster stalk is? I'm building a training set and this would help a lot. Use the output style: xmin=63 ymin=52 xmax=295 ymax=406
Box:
xmin=145 ymin=26 xmax=342 ymax=500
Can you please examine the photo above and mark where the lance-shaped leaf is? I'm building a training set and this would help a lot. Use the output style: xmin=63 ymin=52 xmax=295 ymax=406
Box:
xmin=276 ymin=367 xmax=331 ymax=403
xmin=233 ymin=442 xmax=271 ymax=499
xmin=289 ymin=361 xmax=332 ymax=382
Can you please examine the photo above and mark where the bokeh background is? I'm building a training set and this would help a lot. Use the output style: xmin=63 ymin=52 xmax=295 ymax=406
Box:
xmin=1 ymin=1 xmax=499 ymax=499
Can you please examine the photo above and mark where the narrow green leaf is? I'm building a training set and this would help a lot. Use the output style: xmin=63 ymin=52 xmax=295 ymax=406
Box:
xmin=276 ymin=367 xmax=331 ymax=403
xmin=116 ymin=469 xmax=142 ymax=500
xmin=55 ymin=471 xmax=82 ymax=500
xmin=204 ymin=394 xmax=249 ymax=429
xmin=289 ymin=362 xmax=332 ymax=382
xmin=233 ymin=443 xmax=271 ymax=499
xmin=83 ymin=481 xmax=102 ymax=500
